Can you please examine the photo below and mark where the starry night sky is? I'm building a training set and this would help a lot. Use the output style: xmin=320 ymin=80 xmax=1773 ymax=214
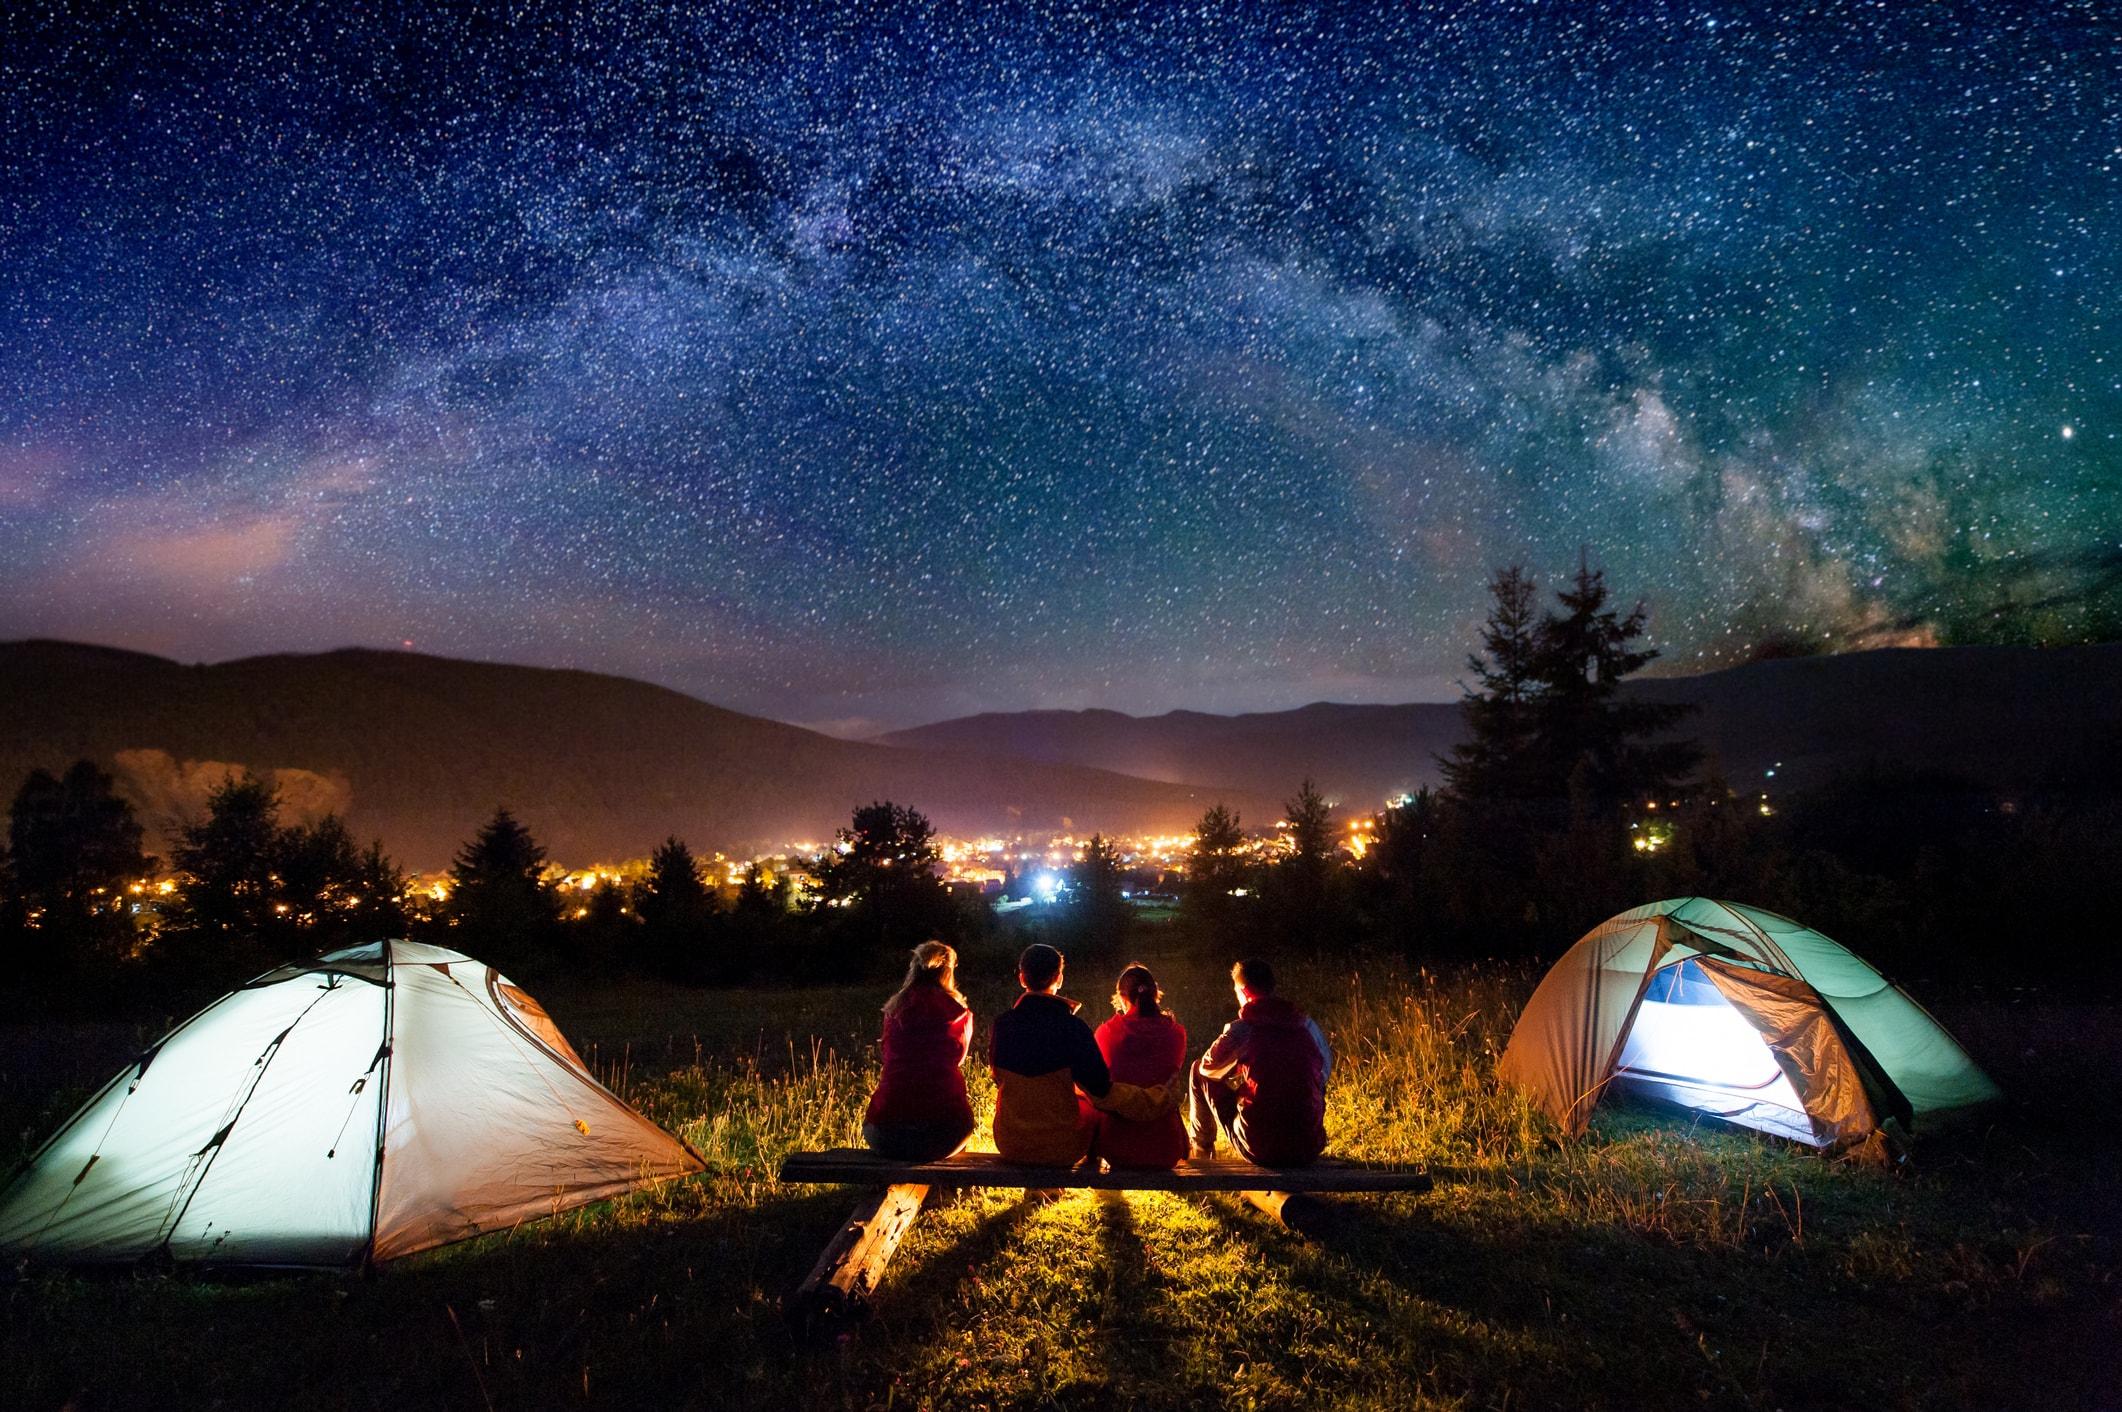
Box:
xmin=2 ymin=2 xmax=2116 ymax=732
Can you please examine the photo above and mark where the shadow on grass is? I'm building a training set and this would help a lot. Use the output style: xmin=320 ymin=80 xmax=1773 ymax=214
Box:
xmin=3 ymin=1185 xmax=856 ymax=1412
xmin=1191 ymin=1181 xmax=2117 ymax=1412
xmin=862 ymin=1189 xmax=1036 ymax=1326
xmin=1087 ymin=1189 xmax=1175 ymax=1387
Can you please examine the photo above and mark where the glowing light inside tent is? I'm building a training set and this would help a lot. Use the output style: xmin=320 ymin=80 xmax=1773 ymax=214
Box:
xmin=1615 ymin=961 xmax=1812 ymax=1138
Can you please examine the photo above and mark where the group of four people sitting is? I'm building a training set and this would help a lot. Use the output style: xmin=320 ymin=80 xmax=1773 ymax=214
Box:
xmin=861 ymin=940 xmax=1332 ymax=1171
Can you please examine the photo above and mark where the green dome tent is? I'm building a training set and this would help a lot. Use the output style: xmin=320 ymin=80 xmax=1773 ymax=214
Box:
xmin=1498 ymin=899 xmax=1999 ymax=1148
xmin=0 ymin=940 xmax=705 ymax=1268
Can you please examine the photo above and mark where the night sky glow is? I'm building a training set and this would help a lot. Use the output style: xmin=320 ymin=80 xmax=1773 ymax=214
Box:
xmin=3 ymin=2 xmax=2117 ymax=731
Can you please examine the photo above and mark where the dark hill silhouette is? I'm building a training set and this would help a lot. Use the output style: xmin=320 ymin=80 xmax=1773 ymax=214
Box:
xmin=879 ymin=645 xmax=2122 ymax=809
xmin=880 ymin=702 xmax=1464 ymax=811
xmin=0 ymin=641 xmax=1273 ymax=868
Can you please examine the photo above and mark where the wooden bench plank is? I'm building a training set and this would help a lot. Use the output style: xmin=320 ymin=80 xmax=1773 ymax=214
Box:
xmin=778 ymin=1148 xmax=1431 ymax=1194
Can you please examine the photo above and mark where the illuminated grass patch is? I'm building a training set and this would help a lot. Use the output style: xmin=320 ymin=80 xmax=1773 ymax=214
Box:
xmin=2 ymin=950 xmax=2111 ymax=1410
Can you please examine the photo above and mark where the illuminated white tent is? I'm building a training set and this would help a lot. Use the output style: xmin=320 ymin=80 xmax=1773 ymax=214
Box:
xmin=1499 ymin=899 xmax=1999 ymax=1148
xmin=0 ymin=940 xmax=704 ymax=1268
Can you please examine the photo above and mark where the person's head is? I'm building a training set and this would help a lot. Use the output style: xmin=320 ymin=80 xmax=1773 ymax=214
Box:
xmin=1112 ymin=963 xmax=1162 ymax=1016
xmin=1231 ymin=957 xmax=1276 ymax=1008
xmin=1018 ymin=943 xmax=1065 ymax=994
xmin=885 ymin=940 xmax=962 ymax=1016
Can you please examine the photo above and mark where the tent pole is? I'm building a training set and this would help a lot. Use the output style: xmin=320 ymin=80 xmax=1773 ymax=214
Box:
xmin=151 ymin=983 xmax=339 ymax=1258
xmin=361 ymin=937 xmax=396 ymax=1272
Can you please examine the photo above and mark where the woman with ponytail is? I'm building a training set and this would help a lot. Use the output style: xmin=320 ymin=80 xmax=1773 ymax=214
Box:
xmin=862 ymin=940 xmax=976 ymax=1161
xmin=1091 ymin=963 xmax=1189 ymax=1168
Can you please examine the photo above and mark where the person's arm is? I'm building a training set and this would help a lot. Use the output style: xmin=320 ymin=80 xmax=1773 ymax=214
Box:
xmin=1306 ymin=1017 xmax=1333 ymax=1086
xmin=948 ymin=1005 xmax=974 ymax=1066
xmin=1069 ymin=1020 xmax=1112 ymax=1098
xmin=1197 ymin=1020 xmax=1249 ymax=1082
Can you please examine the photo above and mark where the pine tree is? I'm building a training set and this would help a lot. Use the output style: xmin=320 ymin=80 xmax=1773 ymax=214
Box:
xmin=636 ymin=836 xmax=720 ymax=982
xmin=1264 ymin=779 xmax=1350 ymax=949
xmin=1531 ymin=555 xmax=1698 ymax=809
xmin=1360 ymin=788 xmax=1441 ymax=951
xmin=1440 ymin=566 xmax=1544 ymax=803
xmin=267 ymin=818 xmax=406 ymax=952
xmin=446 ymin=808 xmax=560 ymax=972
xmin=1283 ymin=779 xmax=1335 ymax=874
xmin=813 ymin=801 xmax=952 ymax=955
xmin=169 ymin=774 xmax=285 ymax=943
xmin=352 ymin=840 xmax=409 ymax=940
xmin=7 ymin=760 xmax=148 ymax=973
xmin=1185 ymin=803 xmax=1250 ymax=921
xmin=1061 ymin=832 xmax=1131 ymax=955
xmin=571 ymin=876 xmax=635 ymax=975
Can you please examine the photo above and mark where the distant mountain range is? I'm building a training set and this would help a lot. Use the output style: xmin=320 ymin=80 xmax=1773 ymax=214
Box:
xmin=880 ymin=644 xmax=2122 ymax=810
xmin=0 ymin=641 xmax=1274 ymax=869
xmin=7 ymin=640 xmax=2117 ymax=871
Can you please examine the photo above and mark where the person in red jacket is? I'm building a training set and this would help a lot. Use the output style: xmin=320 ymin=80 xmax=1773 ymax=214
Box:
xmin=1093 ymin=964 xmax=1189 ymax=1168
xmin=1188 ymin=957 xmax=1332 ymax=1167
xmin=862 ymin=941 xmax=976 ymax=1161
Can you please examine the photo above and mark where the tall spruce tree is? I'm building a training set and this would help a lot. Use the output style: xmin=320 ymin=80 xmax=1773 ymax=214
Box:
xmin=1283 ymin=779 xmax=1335 ymax=875
xmin=1263 ymin=778 xmax=1347 ymax=948
xmin=636 ymin=836 xmax=720 ymax=981
xmin=1185 ymin=803 xmax=1249 ymax=921
xmin=1440 ymin=566 xmax=1544 ymax=803
xmin=1531 ymin=556 xmax=1698 ymax=809
xmin=447 ymin=808 xmax=560 ymax=971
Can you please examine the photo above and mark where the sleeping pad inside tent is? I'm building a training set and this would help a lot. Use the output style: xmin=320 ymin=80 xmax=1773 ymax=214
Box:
xmin=1499 ymin=898 xmax=1999 ymax=1148
xmin=0 ymin=939 xmax=705 ymax=1268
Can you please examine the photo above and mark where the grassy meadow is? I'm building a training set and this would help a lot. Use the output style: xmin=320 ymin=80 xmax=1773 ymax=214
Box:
xmin=2 ymin=936 xmax=2116 ymax=1410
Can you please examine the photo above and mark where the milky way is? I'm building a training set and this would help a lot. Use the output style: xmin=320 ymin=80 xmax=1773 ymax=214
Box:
xmin=2 ymin=2 xmax=2116 ymax=730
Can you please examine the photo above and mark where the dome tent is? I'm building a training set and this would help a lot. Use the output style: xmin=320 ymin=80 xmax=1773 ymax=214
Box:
xmin=1498 ymin=899 xmax=1999 ymax=1149
xmin=0 ymin=940 xmax=705 ymax=1268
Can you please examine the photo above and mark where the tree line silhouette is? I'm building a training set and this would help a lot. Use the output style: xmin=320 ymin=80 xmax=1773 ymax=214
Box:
xmin=7 ymin=557 xmax=2121 ymax=1013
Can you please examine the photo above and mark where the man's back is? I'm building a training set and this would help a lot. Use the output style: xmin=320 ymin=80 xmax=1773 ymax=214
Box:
xmin=1199 ymin=993 xmax=1331 ymax=1166
xmin=989 ymin=991 xmax=1110 ymax=1165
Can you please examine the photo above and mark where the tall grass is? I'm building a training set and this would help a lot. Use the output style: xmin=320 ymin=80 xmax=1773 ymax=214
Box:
xmin=3 ymin=951 xmax=2111 ymax=1410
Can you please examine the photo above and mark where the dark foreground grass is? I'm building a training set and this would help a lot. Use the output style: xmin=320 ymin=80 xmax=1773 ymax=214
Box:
xmin=3 ymin=947 xmax=2117 ymax=1411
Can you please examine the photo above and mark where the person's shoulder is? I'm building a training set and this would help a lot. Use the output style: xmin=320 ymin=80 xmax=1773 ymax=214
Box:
xmin=908 ymin=985 xmax=964 ymax=1013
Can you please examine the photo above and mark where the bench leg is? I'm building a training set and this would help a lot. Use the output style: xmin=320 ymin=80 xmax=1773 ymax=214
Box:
xmin=787 ymin=1182 xmax=930 ymax=1335
xmin=1241 ymin=1188 xmax=1333 ymax=1237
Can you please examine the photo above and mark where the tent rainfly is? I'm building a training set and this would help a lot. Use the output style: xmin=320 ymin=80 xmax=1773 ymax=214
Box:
xmin=0 ymin=940 xmax=705 ymax=1268
xmin=1498 ymin=899 xmax=1999 ymax=1149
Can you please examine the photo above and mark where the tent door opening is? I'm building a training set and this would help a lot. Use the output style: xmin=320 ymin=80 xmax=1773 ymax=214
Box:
xmin=1613 ymin=958 xmax=1823 ymax=1145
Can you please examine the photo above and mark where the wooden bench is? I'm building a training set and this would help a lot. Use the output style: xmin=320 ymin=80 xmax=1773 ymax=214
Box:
xmin=777 ymin=1148 xmax=1433 ymax=1329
